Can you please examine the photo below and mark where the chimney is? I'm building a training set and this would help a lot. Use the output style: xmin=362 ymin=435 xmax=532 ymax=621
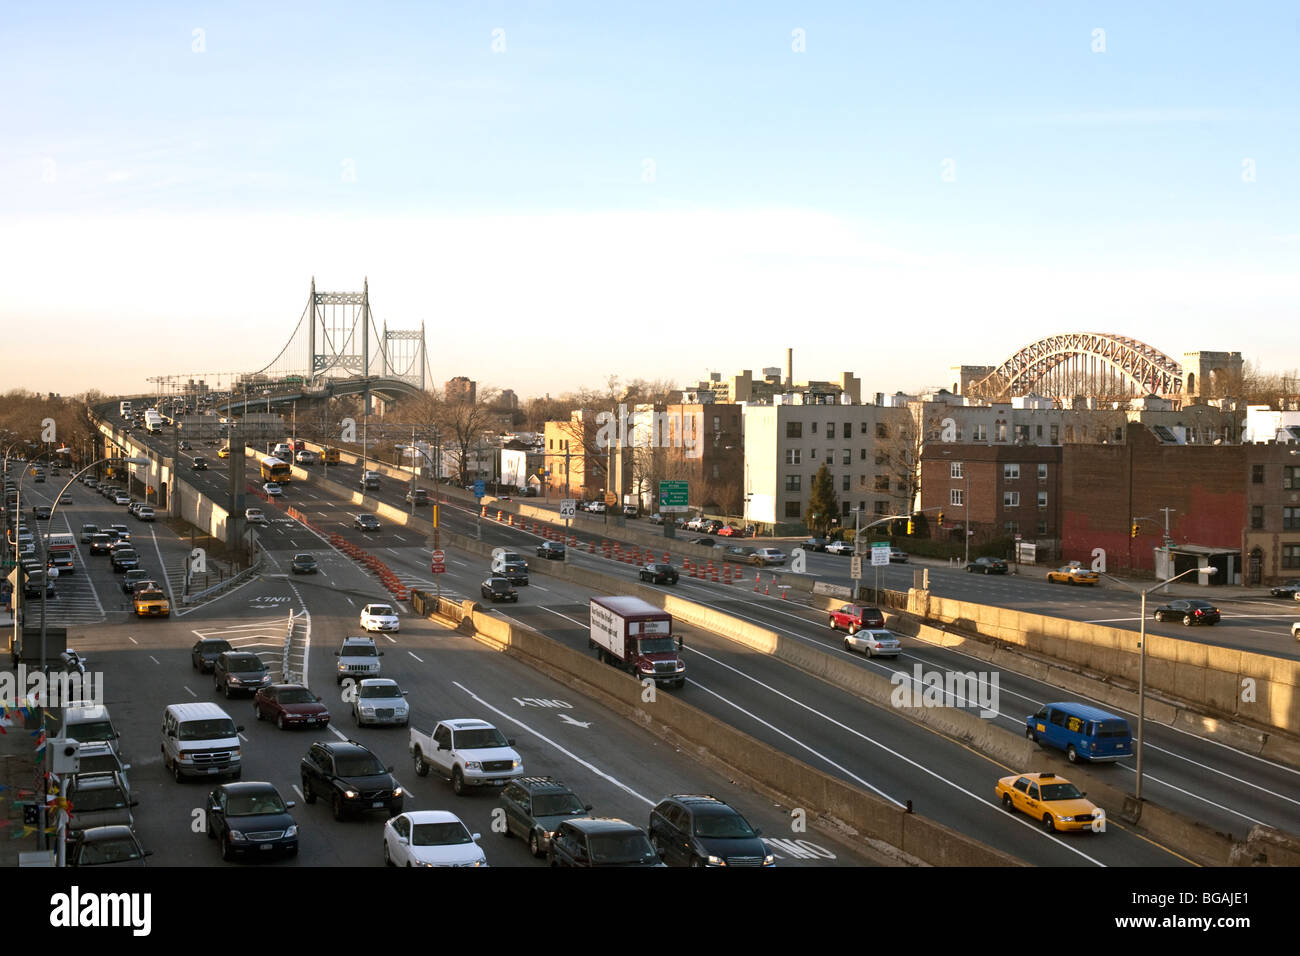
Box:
xmin=785 ymin=348 xmax=793 ymax=388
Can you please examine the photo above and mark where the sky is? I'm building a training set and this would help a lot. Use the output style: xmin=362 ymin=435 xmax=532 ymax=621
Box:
xmin=2 ymin=1 xmax=1297 ymax=400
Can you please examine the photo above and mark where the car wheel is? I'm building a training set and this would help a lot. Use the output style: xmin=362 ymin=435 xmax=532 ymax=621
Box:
xmin=302 ymin=777 xmax=315 ymax=803
xmin=384 ymin=841 xmax=393 ymax=866
xmin=1027 ymin=728 xmax=1041 ymax=747
xmin=1183 ymin=614 xmax=1193 ymax=626
xmin=224 ymin=682 xmax=232 ymax=699
xmin=277 ymin=713 xmax=287 ymax=730
xmin=843 ymin=637 xmax=852 ymax=652
xmin=984 ymin=567 xmax=991 ymax=575
xmin=1154 ymin=611 xmax=1163 ymax=622
xmin=848 ymin=623 xmax=857 ymax=635
xmin=1002 ymin=793 xmax=1015 ymax=812
xmin=529 ymin=831 xmax=542 ymax=858
xmin=221 ymin=832 xmax=235 ymax=862
xmin=1067 ymin=745 xmax=1079 ymax=763
xmin=172 ymin=758 xmax=184 ymax=783
xmin=332 ymin=792 xmax=346 ymax=821
xmin=452 ymin=767 xmax=465 ymax=796
xmin=229 ymin=768 xmax=241 ymax=781
xmin=828 ymin=617 xmax=836 ymax=630
xmin=191 ymin=656 xmax=198 ymax=670
xmin=413 ymin=749 xmax=428 ymax=777
xmin=1042 ymin=814 xmax=1056 ymax=833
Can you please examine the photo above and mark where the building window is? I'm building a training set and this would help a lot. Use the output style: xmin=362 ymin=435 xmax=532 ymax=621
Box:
xmin=1004 ymin=464 xmax=1020 ymax=480
xmin=1065 ymin=425 xmax=1075 ymax=442
xmin=1285 ymin=507 xmax=1300 ymax=531
xmin=827 ymin=422 xmax=836 ymax=439
xmin=1004 ymin=521 xmax=1019 ymax=535
xmin=1113 ymin=426 xmax=1123 ymax=442
xmin=785 ymin=475 xmax=802 ymax=492
xmin=860 ymin=422 xmax=868 ymax=435
xmin=874 ymin=475 xmax=890 ymax=492
xmin=950 ymin=488 xmax=963 ymax=506
xmin=841 ymin=448 xmax=851 ymax=465
xmin=996 ymin=424 xmax=1008 ymax=442
xmin=785 ymin=501 xmax=802 ymax=518
xmin=1035 ymin=425 xmax=1043 ymax=439
xmin=713 ymin=415 xmax=721 ymax=432
xmin=1050 ymin=424 xmax=1059 ymax=444
xmin=875 ymin=451 xmax=890 ymax=465
xmin=810 ymin=448 xmax=817 ymax=460
xmin=1037 ymin=519 xmax=1048 ymax=535
xmin=1252 ymin=464 xmax=1264 ymax=484
xmin=1004 ymin=491 xmax=1020 ymax=507
xmin=1284 ymin=544 xmax=1300 ymax=569
xmin=786 ymin=422 xmax=802 ymax=439
xmin=548 ymin=438 xmax=553 ymax=450
xmin=1285 ymin=467 xmax=1300 ymax=490
xmin=860 ymin=448 xmax=867 ymax=461
xmin=973 ymin=424 xmax=988 ymax=442
xmin=785 ymin=448 xmax=801 ymax=465
xmin=841 ymin=474 xmax=850 ymax=492
xmin=712 ymin=464 xmax=720 ymax=478
xmin=1251 ymin=506 xmax=1264 ymax=529
xmin=876 ymin=423 xmax=889 ymax=439
xmin=1038 ymin=491 xmax=1047 ymax=509
xmin=1037 ymin=463 xmax=1048 ymax=480
xmin=859 ymin=475 xmax=869 ymax=488
xmin=951 ymin=462 xmax=963 ymax=478
xmin=811 ymin=422 xmax=818 ymax=434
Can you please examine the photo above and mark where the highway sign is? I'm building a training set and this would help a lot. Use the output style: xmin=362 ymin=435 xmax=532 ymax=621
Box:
xmin=559 ymin=499 xmax=576 ymax=519
xmin=604 ymin=491 xmax=617 ymax=506
xmin=659 ymin=480 xmax=688 ymax=513
xmin=473 ymin=479 xmax=485 ymax=498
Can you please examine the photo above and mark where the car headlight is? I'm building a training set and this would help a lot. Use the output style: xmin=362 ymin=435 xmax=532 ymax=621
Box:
xmin=1057 ymin=815 xmax=1073 ymax=823
xmin=392 ymin=786 xmax=404 ymax=797
xmin=336 ymin=661 xmax=346 ymax=671
xmin=707 ymin=855 xmax=726 ymax=866
xmin=464 ymin=761 xmax=482 ymax=771
xmin=228 ymin=830 xmax=246 ymax=841
xmin=763 ymin=853 xmax=775 ymax=866
xmin=343 ymin=789 xmax=358 ymax=799
xmin=284 ymin=825 xmax=298 ymax=838
xmin=510 ymin=760 xmax=520 ymax=769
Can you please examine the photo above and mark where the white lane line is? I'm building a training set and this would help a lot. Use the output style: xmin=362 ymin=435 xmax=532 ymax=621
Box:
xmin=345 ymin=597 xmax=354 ymax=606
xmin=681 ymin=645 xmax=1109 ymax=864
xmin=238 ymin=732 xmax=248 ymax=742
xmin=289 ymin=539 xmax=299 ymax=549
xmin=383 ymin=635 xmax=397 ymax=643
xmin=184 ymin=686 xmax=197 ymax=698
xmin=531 ymin=584 xmax=549 ymax=592
xmin=408 ymin=651 xmax=424 ymax=662
xmin=292 ymin=784 xmax=305 ymax=801
xmin=450 ymin=680 xmax=654 ymax=806
xmin=329 ymin=725 xmax=349 ymax=742
xmin=128 ymin=637 xmax=138 ymax=645
xmin=393 ymin=534 xmax=407 ymax=543
xmin=387 ymin=548 xmax=400 ymax=555
xmin=149 ymin=656 xmax=160 ymax=665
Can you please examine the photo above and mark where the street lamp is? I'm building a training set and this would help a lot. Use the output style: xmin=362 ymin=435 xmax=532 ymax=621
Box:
xmin=1100 ymin=564 xmax=1218 ymax=804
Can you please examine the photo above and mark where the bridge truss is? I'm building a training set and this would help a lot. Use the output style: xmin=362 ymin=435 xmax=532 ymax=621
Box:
xmin=969 ymin=333 xmax=1184 ymax=403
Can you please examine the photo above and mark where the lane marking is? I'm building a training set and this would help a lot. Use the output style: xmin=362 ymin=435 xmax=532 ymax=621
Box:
xmin=408 ymin=651 xmax=424 ymax=662
xmin=184 ymin=686 xmax=197 ymax=698
xmin=149 ymin=655 xmax=160 ymax=665
xmin=329 ymin=725 xmax=349 ymax=741
xmin=128 ymin=637 xmax=138 ymax=645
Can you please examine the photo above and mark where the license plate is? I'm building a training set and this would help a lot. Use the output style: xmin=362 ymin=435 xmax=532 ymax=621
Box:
xmin=206 ymin=768 xmax=219 ymax=774
xmin=260 ymin=843 xmax=272 ymax=851
xmin=372 ymin=801 xmax=383 ymax=808
xmin=493 ymin=780 xmax=505 ymax=786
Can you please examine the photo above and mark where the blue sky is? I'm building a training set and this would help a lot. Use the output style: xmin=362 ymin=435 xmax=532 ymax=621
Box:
xmin=2 ymin=1 xmax=1297 ymax=397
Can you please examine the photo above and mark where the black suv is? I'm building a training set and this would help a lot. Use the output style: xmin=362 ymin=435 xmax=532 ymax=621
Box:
xmin=110 ymin=548 xmax=140 ymax=572
xmin=638 ymin=563 xmax=679 ymax=585
xmin=300 ymin=740 xmax=404 ymax=820
xmin=213 ymin=651 xmax=272 ymax=697
xmin=648 ymin=794 xmax=774 ymax=867
xmin=499 ymin=777 xmax=593 ymax=858
xmin=547 ymin=817 xmax=662 ymax=867
xmin=536 ymin=541 xmax=565 ymax=560
xmin=192 ymin=637 xmax=233 ymax=672
xmin=480 ymin=576 xmax=518 ymax=603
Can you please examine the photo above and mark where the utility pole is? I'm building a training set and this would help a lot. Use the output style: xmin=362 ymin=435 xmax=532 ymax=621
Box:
xmin=964 ymin=468 xmax=971 ymax=568
xmin=1159 ymin=506 xmax=1175 ymax=549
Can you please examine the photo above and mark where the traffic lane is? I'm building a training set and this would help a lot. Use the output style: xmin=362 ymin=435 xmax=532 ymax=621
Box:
xmin=507 ymin=603 xmax=1181 ymax=867
xmin=713 ymin=591 xmax=1300 ymax=838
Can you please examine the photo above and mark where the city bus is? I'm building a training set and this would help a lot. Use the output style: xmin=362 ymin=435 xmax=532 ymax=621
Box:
xmin=259 ymin=456 xmax=292 ymax=483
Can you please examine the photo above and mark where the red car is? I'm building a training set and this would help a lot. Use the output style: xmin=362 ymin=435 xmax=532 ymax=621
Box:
xmin=827 ymin=604 xmax=886 ymax=635
xmin=253 ymin=684 xmax=331 ymax=730
xmin=717 ymin=525 xmax=736 ymax=537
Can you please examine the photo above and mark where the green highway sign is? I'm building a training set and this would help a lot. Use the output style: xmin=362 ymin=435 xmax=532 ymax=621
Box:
xmin=659 ymin=480 xmax=689 ymax=513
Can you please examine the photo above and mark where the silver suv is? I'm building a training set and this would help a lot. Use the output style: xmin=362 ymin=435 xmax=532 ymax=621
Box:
xmin=335 ymin=636 xmax=383 ymax=685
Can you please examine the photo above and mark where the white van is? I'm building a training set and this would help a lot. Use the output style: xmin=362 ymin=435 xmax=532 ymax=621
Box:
xmin=160 ymin=702 xmax=243 ymax=782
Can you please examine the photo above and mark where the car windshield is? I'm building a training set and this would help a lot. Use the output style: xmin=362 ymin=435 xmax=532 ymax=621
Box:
xmin=67 ymin=720 xmax=115 ymax=742
xmin=454 ymin=728 xmax=509 ymax=749
xmin=229 ymin=657 xmax=264 ymax=672
xmin=412 ymin=822 xmax=473 ymax=846
xmin=693 ymin=811 xmax=757 ymax=838
xmin=638 ymin=637 xmax=678 ymax=655
xmin=226 ymin=790 xmax=287 ymax=816
xmin=78 ymin=754 xmax=121 ymax=774
xmin=360 ymin=684 xmax=401 ymax=699
xmin=294 ymin=555 xmax=314 ymax=563
xmin=278 ymin=688 xmax=316 ymax=705
xmin=1039 ymin=782 xmax=1085 ymax=801
xmin=587 ymin=832 xmax=656 ymax=864
xmin=533 ymin=793 xmax=587 ymax=816
xmin=342 ymin=644 xmax=377 ymax=657
xmin=335 ymin=753 xmax=386 ymax=776
xmin=178 ymin=719 xmax=237 ymax=741
xmin=78 ymin=836 xmax=143 ymax=865
xmin=1188 ymin=601 xmax=1215 ymax=610
xmin=73 ymin=785 xmax=128 ymax=812
xmin=202 ymin=641 xmax=231 ymax=654
xmin=367 ymin=606 xmax=394 ymax=616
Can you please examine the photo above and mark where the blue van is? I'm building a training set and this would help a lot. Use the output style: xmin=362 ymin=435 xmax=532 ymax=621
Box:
xmin=1026 ymin=702 xmax=1133 ymax=763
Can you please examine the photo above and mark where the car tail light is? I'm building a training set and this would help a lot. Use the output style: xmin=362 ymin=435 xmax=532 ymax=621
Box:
xmin=1194 ymin=609 xmax=1203 ymax=616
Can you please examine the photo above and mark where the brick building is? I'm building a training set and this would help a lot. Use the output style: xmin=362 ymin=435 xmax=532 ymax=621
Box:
xmin=921 ymin=444 xmax=1064 ymax=552
xmin=1242 ymin=444 xmax=1300 ymax=586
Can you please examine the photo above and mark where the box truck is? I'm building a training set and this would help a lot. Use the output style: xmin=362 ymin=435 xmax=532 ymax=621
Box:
xmin=588 ymin=596 xmax=685 ymax=688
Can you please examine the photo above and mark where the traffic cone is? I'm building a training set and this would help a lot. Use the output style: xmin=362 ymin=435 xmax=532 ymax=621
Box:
xmin=753 ymin=573 xmax=760 ymax=592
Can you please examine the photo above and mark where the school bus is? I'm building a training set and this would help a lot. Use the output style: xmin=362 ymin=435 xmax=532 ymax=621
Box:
xmin=259 ymin=456 xmax=292 ymax=483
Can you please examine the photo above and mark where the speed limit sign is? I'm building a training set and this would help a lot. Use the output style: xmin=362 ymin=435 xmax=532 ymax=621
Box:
xmin=559 ymin=499 xmax=576 ymax=519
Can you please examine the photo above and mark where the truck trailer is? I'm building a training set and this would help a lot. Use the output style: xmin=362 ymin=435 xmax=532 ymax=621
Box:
xmin=588 ymin=595 xmax=686 ymax=688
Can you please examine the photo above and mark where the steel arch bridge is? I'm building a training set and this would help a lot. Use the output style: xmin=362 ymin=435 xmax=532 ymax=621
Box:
xmin=969 ymin=333 xmax=1184 ymax=402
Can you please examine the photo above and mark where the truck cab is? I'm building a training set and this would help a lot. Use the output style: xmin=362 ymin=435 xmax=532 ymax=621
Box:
xmin=588 ymin=596 xmax=686 ymax=688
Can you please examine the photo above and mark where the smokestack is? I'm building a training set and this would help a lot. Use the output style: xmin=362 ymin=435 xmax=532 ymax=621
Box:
xmin=786 ymin=348 xmax=793 ymax=388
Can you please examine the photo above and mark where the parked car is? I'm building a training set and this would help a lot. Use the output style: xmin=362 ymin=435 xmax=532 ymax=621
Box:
xmin=291 ymin=553 xmax=318 ymax=574
xmin=499 ymin=777 xmax=593 ymax=858
xmin=802 ymin=537 xmax=829 ymax=553
xmin=64 ymin=772 xmax=136 ymax=835
xmin=353 ymin=514 xmax=380 ymax=531
xmin=828 ymin=604 xmax=886 ymax=634
xmin=67 ymin=825 xmax=152 ymax=867
xmin=213 ymin=651 xmax=272 ymax=697
xmin=352 ymin=678 xmax=410 ymax=727
xmin=826 ymin=540 xmax=854 ymax=555
xmin=967 ymin=557 xmax=1008 ymax=574
xmin=1153 ymin=599 xmax=1220 ymax=625
xmin=383 ymin=811 xmax=486 ymax=867
xmin=751 ymin=548 xmax=786 ymax=567
xmin=136 ymin=506 xmax=155 ymax=522
xmin=1269 ymin=579 xmax=1300 ymax=598
xmin=300 ymin=740 xmax=404 ymax=820
xmin=192 ymin=637 xmax=233 ymax=672
xmin=548 ymin=818 xmax=663 ymax=867
xmin=536 ymin=541 xmax=566 ymax=560
xmin=359 ymin=603 xmax=400 ymax=633
xmin=1046 ymin=564 xmax=1099 ymax=586
xmin=638 ymin=562 xmax=679 ymax=585
xmin=480 ymin=576 xmax=518 ymax=603
xmin=842 ymin=627 xmax=902 ymax=658
xmin=206 ymin=781 xmax=299 ymax=860
xmin=253 ymin=684 xmax=331 ymax=729
xmin=648 ymin=794 xmax=774 ymax=867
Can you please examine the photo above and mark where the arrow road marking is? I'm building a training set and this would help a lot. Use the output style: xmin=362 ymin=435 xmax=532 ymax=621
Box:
xmin=558 ymin=714 xmax=591 ymax=729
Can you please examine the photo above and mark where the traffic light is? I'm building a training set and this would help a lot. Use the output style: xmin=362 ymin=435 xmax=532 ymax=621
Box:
xmin=906 ymin=519 xmax=914 ymax=535
xmin=937 ymin=511 xmax=945 ymax=526
xmin=1131 ymin=522 xmax=1139 ymax=539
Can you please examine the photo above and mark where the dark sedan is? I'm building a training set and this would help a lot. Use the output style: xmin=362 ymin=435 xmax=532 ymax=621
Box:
xmin=191 ymin=637 xmax=233 ymax=672
xmin=1269 ymin=579 xmax=1300 ymax=598
xmin=254 ymin=684 xmax=331 ymax=730
xmin=110 ymin=548 xmax=140 ymax=572
xmin=32 ymin=505 xmax=51 ymax=520
xmin=638 ymin=563 xmax=679 ymax=585
xmin=206 ymin=782 xmax=299 ymax=860
xmin=536 ymin=541 xmax=566 ymax=560
xmin=966 ymin=557 xmax=1008 ymax=574
xmin=1153 ymin=599 xmax=1220 ymax=626
xmin=481 ymin=576 xmax=518 ymax=603
xmin=67 ymin=826 xmax=152 ymax=867
xmin=291 ymin=553 xmax=318 ymax=574
xmin=353 ymin=514 xmax=380 ymax=532
xmin=802 ymin=537 xmax=829 ymax=553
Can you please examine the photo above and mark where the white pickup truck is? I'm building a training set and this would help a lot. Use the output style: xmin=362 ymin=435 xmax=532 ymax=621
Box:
xmin=408 ymin=718 xmax=524 ymax=795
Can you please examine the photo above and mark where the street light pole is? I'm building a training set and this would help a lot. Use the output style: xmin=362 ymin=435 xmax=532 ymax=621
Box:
xmin=964 ymin=469 xmax=971 ymax=567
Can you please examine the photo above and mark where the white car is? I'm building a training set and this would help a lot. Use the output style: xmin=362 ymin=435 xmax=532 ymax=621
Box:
xmin=825 ymin=541 xmax=855 ymax=555
xmin=295 ymin=450 xmax=317 ymax=465
xmin=751 ymin=548 xmax=787 ymax=567
xmin=245 ymin=507 xmax=268 ymax=525
xmin=360 ymin=603 xmax=400 ymax=633
xmin=383 ymin=811 xmax=486 ymax=867
xmin=1292 ymin=621 xmax=1300 ymax=641
xmin=113 ymin=493 xmax=131 ymax=506
xmin=842 ymin=628 xmax=902 ymax=658
xmin=263 ymin=482 xmax=283 ymax=498
xmin=353 ymin=678 xmax=410 ymax=727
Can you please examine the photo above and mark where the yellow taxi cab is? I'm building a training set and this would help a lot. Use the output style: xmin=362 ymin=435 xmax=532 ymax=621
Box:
xmin=217 ymin=446 xmax=231 ymax=459
xmin=1045 ymin=563 xmax=1099 ymax=586
xmin=994 ymin=771 xmax=1102 ymax=833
